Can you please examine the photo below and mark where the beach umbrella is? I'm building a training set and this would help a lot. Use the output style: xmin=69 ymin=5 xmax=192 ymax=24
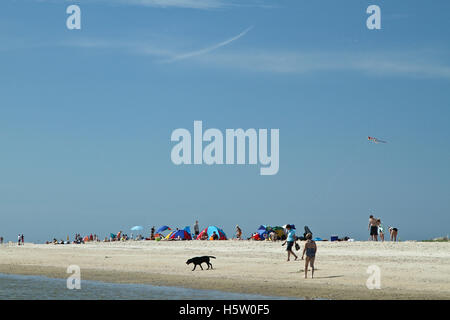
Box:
xmin=131 ymin=226 xmax=144 ymax=231
xmin=272 ymin=226 xmax=285 ymax=238
xmin=257 ymin=225 xmax=267 ymax=232
xmin=156 ymin=225 xmax=171 ymax=234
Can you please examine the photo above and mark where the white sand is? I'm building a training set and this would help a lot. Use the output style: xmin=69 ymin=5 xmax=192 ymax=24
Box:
xmin=0 ymin=240 xmax=449 ymax=299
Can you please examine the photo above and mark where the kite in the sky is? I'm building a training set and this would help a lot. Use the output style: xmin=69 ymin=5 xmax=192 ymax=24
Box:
xmin=368 ymin=136 xmax=387 ymax=144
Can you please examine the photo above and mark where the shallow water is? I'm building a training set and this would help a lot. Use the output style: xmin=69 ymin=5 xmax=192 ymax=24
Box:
xmin=0 ymin=273 xmax=298 ymax=300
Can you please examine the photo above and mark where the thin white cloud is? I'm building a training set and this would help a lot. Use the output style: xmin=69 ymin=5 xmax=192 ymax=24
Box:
xmin=163 ymin=26 xmax=253 ymax=62
xmin=61 ymin=26 xmax=254 ymax=63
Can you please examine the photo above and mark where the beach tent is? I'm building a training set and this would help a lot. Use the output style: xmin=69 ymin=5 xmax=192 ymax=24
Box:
xmin=255 ymin=225 xmax=270 ymax=240
xmin=166 ymin=229 xmax=192 ymax=240
xmin=196 ymin=226 xmax=227 ymax=240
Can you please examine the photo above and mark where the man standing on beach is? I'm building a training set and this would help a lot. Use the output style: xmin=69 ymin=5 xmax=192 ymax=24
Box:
xmin=18 ymin=234 xmax=21 ymax=246
xmin=368 ymin=215 xmax=378 ymax=241
xmin=194 ymin=220 xmax=199 ymax=239
xmin=151 ymin=226 xmax=155 ymax=240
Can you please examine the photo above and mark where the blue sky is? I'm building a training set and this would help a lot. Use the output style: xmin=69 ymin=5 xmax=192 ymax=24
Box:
xmin=0 ymin=0 xmax=449 ymax=242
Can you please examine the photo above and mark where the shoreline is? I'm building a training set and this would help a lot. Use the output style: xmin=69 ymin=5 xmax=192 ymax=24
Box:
xmin=1 ymin=241 xmax=449 ymax=300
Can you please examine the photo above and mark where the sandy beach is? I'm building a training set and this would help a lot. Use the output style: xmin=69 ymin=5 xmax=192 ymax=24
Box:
xmin=0 ymin=240 xmax=449 ymax=300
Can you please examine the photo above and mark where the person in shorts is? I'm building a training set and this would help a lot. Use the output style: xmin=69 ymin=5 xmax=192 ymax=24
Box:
xmin=282 ymin=225 xmax=298 ymax=261
xmin=368 ymin=215 xmax=378 ymax=241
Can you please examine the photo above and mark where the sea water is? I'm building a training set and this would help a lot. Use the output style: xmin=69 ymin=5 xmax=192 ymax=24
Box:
xmin=0 ymin=273 xmax=297 ymax=300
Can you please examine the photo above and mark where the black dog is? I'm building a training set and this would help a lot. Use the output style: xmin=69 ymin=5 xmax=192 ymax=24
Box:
xmin=186 ymin=256 xmax=216 ymax=271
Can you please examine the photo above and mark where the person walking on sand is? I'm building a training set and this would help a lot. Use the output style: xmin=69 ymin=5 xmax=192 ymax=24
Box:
xmin=18 ymin=234 xmax=21 ymax=246
xmin=282 ymin=225 xmax=298 ymax=261
xmin=301 ymin=233 xmax=317 ymax=279
xmin=368 ymin=215 xmax=378 ymax=241
xmin=21 ymin=234 xmax=24 ymax=245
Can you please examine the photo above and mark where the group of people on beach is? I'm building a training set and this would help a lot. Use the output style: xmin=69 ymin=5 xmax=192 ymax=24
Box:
xmin=193 ymin=221 xmax=219 ymax=240
xmin=17 ymin=234 xmax=24 ymax=245
xmin=368 ymin=215 xmax=399 ymax=241
xmin=282 ymin=224 xmax=317 ymax=279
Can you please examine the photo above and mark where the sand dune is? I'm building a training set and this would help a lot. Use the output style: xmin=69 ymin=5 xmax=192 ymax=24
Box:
xmin=0 ymin=240 xmax=449 ymax=299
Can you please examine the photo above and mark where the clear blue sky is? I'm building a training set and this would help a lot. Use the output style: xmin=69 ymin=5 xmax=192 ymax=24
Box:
xmin=1 ymin=0 xmax=449 ymax=242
